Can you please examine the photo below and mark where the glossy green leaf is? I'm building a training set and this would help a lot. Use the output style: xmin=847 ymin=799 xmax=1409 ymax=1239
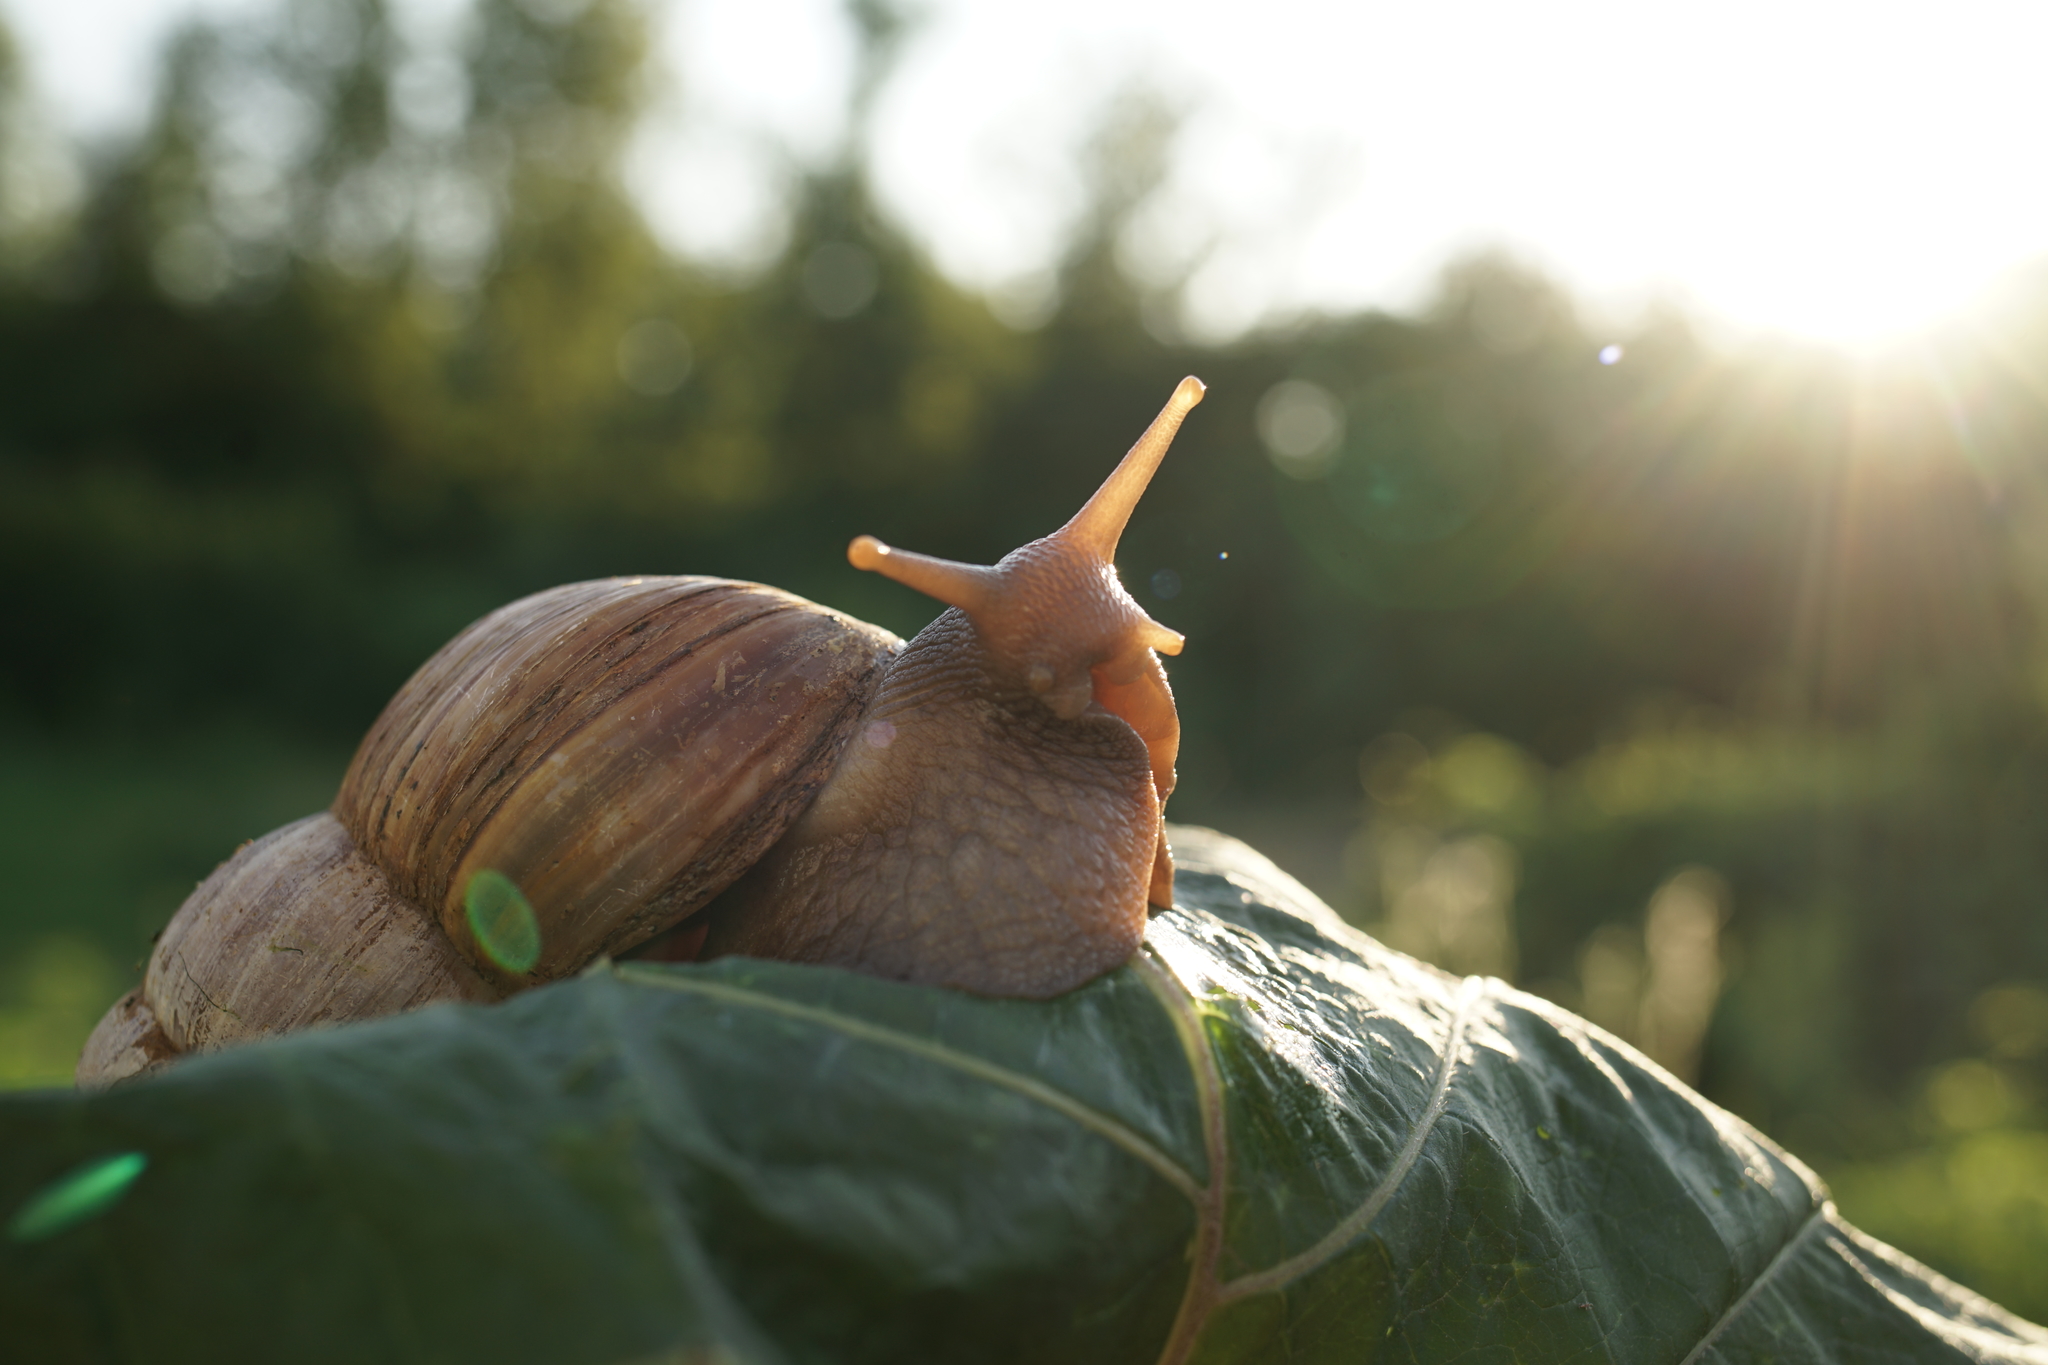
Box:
xmin=3 ymin=828 xmax=2042 ymax=1363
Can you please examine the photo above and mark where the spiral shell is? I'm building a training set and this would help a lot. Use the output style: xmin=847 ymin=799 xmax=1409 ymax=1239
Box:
xmin=335 ymin=575 xmax=899 ymax=983
xmin=80 ymin=575 xmax=898 ymax=1084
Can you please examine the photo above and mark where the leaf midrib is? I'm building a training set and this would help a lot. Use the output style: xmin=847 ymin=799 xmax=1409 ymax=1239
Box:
xmin=620 ymin=953 xmax=1496 ymax=1365
xmin=1135 ymin=936 xmax=1487 ymax=1365
xmin=609 ymin=963 xmax=1203 ymax=1203
xmin=1675 ymin=1204 xmax=1829 ymax=1365
xmin=1213 ymin=974 xmax=1485 ymax=1305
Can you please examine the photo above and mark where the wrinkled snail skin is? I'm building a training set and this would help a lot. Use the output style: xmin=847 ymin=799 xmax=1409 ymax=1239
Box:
xmin=74 ymin=377 xmax=1205 ymax=1086
xmin=702 ymin=608 xmax=1162 ymax=998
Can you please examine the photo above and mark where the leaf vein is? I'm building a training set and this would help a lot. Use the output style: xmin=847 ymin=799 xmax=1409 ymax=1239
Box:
xmin=1140 ymin=951 xmax=1231 ymax=1365
xmin=1675 ymin=1202 xmax=1830 ymax=1365
xmin=610 ymin=964 xmax=1202 ymax=1202
xmin=1216 ymin=973 xmax=1487 ymax=1303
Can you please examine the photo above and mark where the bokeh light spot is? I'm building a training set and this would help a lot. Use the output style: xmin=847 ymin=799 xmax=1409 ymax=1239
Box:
xmin=1971 ymin=984 xmax=2048 ymax=1060
xmin=1435 ymin=733 xmax=1544 ymax=818
xmin=8 ymin=1152 xmax=147 ymax=1244
xmin=1256 ymin=379 xmax=1345 ymax=479
xmin=465 ymin=869 xmax=542 ymax=974
xmin=617 ymin=319 xmax=694 ymax=396
xmin=802 ymin=242 xmax=880 ymax=319
xmin=1150 ymin=568 xmax=1181 ymax=599
xmin=1599 ymin=344 xmax=1623 ymax=365
xmin=1929 ymin=1060 xmax=2014 ymax=1132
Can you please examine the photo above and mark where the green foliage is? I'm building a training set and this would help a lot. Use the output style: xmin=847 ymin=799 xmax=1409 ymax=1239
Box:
xmin=1337 ymin=704 xmax=2048 ymax=1318
xmin=0 ymin=726 xmax=349 ymax=1089
xmin=8 ymin=832 xmax=2042 ymax=1361
xmin=0 ymin=939 xmax=123 ymax=1090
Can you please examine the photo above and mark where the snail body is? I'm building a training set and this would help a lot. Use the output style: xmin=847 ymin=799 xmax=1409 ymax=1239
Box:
xmin=77 ymin=378 xmax=1206 ymax=1087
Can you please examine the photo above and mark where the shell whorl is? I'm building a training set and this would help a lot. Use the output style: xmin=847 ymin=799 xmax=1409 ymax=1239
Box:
xmin=78 ymin=577 xmax=899 ymax=1085
xmin=335 ymin=576 xmax=898 ymax=984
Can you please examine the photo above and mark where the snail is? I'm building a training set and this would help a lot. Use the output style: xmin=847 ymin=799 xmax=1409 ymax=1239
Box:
xmin=76 ymin=378 xmax=1207 ymax=1087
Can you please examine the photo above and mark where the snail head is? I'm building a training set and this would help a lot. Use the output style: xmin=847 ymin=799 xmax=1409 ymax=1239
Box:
xmin=847 ymin=376 xmax=1201 ymax=722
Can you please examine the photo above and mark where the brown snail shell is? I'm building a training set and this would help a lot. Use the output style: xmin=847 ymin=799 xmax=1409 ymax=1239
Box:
xmin=335 ymin=576 xmax=898 ymax=984
xmin=144 ymin=812 xmax=498 ymax=1053
xmin=77 ymin=379 xmax=1205 ymax=1087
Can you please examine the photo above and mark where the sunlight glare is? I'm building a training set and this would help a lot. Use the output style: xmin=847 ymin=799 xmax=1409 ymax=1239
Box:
xmin=870 ymin=0 xmax=2048 ymax=352
xmin=13 ymin=0 xmax=2048 ymax=350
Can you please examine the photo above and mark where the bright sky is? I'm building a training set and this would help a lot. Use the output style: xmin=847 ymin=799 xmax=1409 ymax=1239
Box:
xmin=10 ymin=0 xmax=2048 ymax=348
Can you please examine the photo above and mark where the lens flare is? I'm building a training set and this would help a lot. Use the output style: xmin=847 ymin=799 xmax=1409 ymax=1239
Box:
xmin=465 ymin=870 xmax=543 ymax=974
xmin=9 ymin=1152 xmax=148 ymax=1243
xmin=1257 ymin=379 xmax=1345 ymax=480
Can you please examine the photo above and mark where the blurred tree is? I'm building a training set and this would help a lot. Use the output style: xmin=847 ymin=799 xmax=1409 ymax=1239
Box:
xmin=0 ymin=15 xmax=22 ymax=259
